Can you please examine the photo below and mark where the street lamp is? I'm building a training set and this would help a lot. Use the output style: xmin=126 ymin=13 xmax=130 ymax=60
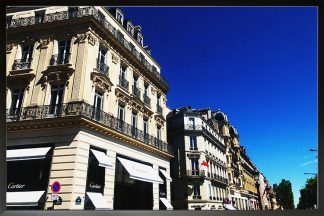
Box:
xmin=254 ymin=171 xmax=263 ymax=210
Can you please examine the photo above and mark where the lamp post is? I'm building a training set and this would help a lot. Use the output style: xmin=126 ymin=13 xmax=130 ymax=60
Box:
xmin=254 ymin=171 xmax=263 ymax=210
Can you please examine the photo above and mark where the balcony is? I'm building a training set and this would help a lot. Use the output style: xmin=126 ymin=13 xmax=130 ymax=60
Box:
xmin=143 ymin=94 xmax=151 ymax=107
xmin=6 ymin=101 xmax=173 ymax=155
xmin=156 ymin=104 xmax=162 ymax=114
xmin=186 ymin=170 xmax=205 ymax=178
xmin=12 ymin=58 xmax=32 ymax=70
xmin=50 ymin=53 xmax=71 ymax=66
xmin=132 ymin=85 xmax=141 ymax=99
xmin=6 ymin=7 xmax=170 ymax=92
xmin=96 ymin=59 xmax=109 ymax=76
xmin=8 ymin=58 xmax=35 ymax=84
xmin=119 ymin=76 xmax=129 ymax=91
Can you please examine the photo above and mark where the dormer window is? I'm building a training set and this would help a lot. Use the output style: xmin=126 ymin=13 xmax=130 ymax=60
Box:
xmin=137 ymin=34 xmax=143 ymax=46
xmin=116 ymin=9 xmax=124 ymax=25
xmin=127 ymin=22 xmax=134 ymax=36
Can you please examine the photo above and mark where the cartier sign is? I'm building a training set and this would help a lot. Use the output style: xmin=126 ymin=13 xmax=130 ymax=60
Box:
xmin=89 ymin=182 xmax=101 ymax=189
xmin=8 ymin=182 xmax=26 ymax=189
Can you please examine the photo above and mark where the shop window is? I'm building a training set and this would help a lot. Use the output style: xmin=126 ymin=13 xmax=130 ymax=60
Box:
xmin=7 ymin=145 xmax=53 ymax=210
xmin=84 ymin=147 xmax=106 ymax=210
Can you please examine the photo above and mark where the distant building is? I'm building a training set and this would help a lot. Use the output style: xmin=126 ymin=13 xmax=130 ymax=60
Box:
xmin=167 ymin=107 xmax=228 ymax=210
xmin=6 ymin=6 xmax=173 ymax=210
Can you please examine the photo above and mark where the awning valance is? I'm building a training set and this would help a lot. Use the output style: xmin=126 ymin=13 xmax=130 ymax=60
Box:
xmin=159 ymin=169 xmax=172 ymax=182
xmin=160 ymin=198 xmax=173 ymax=210
xmin=117 ymin=157 xmax=163 ymax=184
xmin=91 ymin=149 xmax=113 ymax=168
xmin=7 ymin=191 xmax=45 ymax=206
xmin=86 ymin=192 xmax=112 ymax=210
xmin=7 ymin=147 xmax=51 ymax=161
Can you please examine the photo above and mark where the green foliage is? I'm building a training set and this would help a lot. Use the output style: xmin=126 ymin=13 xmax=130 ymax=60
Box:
xmin=297 ymin=177 xmax=317 ymax=209
xmin=273 ymin=179 xmax=294 ymax=209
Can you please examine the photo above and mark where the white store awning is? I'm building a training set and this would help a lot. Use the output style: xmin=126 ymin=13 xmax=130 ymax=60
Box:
xmin=7 ymin=147 xmax=51 ymax=161
xmin=117 ymin=157 xmax=164 ymax=184
xmin=7 ymin=191 xmax=45 ymax=206
xmin=159 ymin=169 xmax=172 ymax=182
xmin=86 ymin=192 xmax=112 ymax=210
xmin=91 ymin=149 xmax=113 ymax=168
xmin=160 ymin=198 xmax=173 ymax=210
xmin=224 ymin=204 xmax=236 ymax=210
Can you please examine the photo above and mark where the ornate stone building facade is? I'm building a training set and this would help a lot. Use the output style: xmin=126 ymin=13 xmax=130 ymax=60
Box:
xmin=6 ymin=6 xmax=173 ymax=210
xmin=167 ymin=107 xmax=228 ymax=210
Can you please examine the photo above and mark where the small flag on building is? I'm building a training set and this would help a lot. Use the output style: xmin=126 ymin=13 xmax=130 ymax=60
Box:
xmin=201 ymin=161 xmax=209 ymax=167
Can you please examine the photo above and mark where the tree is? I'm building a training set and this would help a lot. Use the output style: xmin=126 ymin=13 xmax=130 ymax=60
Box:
xmin=297 ymin=177 xmax=317 ymax=209
xmin=273 ymin=179 xmax=294 ymax=209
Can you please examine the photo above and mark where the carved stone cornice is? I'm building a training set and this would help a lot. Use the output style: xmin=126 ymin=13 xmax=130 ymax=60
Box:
xmin=76 ymin=32 xmax=96 ymax=45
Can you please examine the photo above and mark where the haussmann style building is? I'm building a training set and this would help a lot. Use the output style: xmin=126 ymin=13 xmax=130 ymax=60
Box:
xmin=6 ymin=6 xmax=174 ymax=210
xmin=167 ymin=107 xmax=229 ymax=210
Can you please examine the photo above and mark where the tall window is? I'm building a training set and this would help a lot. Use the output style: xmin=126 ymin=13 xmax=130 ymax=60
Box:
xmin=143 ymin=118 xmax=149 ymax=140
xmin=191 ymin=158 xmax=199 ymax=175
xmin=120 ymin=65 xmax=127 ymax=79
xmin=93 ymin=90 xmax=103 ymax=120
xmin=188 ymin=117 xmax=195 ymax=128
xmin=144 ymin=83 xmax=149 ymax=96
xmin=189 ymin=136 xmax=197 ymax=150
xmin=193 ymin=183 xmax=200 ymax=198
xmin=98 ymin=47 xmax=106 ymax=64
xmin=131 ymin=112 xmax=137 ymax=137
xmin=21 ymin=45 xmax=34 ymax=62
xmin=156 ymin=126 xmax=161 ymax=148
xmin=9 ymin=88 xmax=25 ymax=116
xmin=117 ymin=104 xmax=125 ymax=129
xmin=58 ymin=40 xmax=71 ymax=64
xmin=49 ymin=84 xmax=64 ymax=115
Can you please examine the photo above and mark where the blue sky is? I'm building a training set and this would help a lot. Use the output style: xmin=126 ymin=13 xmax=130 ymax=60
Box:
xmin=121 ymin=7 xmax=317 ymax=206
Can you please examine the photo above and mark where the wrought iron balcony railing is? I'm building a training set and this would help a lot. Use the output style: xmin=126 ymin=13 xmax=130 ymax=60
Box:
xmin=6 ymin=101 xmax=173 ymax=155
xmin=143 ymin=94 xmax=151 ymax=107
xmin=132 ymin=85 xmax=141 ymax=99
xmin=6 ymin=6 xmax=169 ymax=91
xmin=186 ymin=170 xmax=205 ymax=177
xmin=156 ymin=104 xmax=162 ymax=114
xmin=12 ymin=58 xmax=33 ymax=70
xmin=50 ymin=53 xmax=71 ymax=66
xmin=96 ymin=59 xmax=109 ymax=76
xmin=119 ymin=76 xmax=129 ymax=90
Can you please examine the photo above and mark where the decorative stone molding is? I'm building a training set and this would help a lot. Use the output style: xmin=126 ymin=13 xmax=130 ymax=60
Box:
xmin=76 ymin=32 xmax=97 ymax=45
xmin=38 ymin=38 xmax=51 ymax=49
xmin=112 ymin=53 xmax=119 ymax=64
xmin=6 ymin=44 xmax=13 ymax=53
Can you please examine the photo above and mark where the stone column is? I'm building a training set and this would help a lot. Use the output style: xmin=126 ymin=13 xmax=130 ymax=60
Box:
xmin=152 ymin=164 xmax=159 ymax=210
xmin=30 ymin=38 xmax=51 ymax=106
xmin=70 ymin=33 xmax=90 ymax=101
xmin=103 ymin=151 xmax=116 ymax=210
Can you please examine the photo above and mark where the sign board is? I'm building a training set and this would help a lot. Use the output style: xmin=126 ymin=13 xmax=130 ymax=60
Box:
xmin=51 ymin=181 xmax=61 ymax=193
xmin=51 ymin=193 xmax=59 ymax=201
